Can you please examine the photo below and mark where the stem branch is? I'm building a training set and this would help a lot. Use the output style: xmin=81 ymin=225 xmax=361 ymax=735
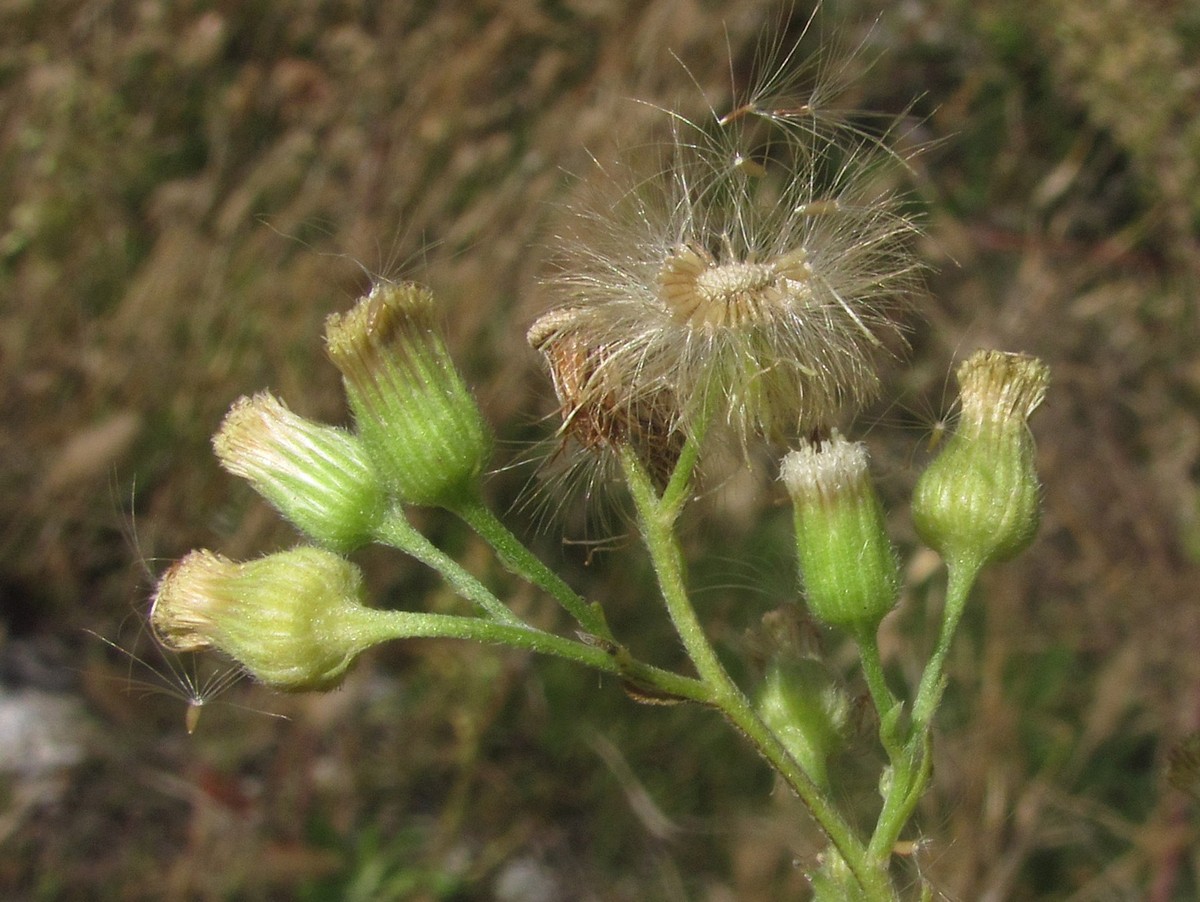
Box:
xmin=869 ymin=555 xmax=982 ymax=860
xmin=453 ymin=497 xmax=612 ymax=640
xmin=621 ymin=443 xmax=894 ymax=900
xmin=374 ymin=507 xmax=525 ymax=627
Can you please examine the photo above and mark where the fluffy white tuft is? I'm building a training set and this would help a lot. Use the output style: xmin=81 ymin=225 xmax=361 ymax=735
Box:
xmin=532 ymin=9 xmax=926 ymax=501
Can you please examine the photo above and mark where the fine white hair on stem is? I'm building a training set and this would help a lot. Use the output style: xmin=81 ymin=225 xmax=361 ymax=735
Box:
xmin=531 ymin=7 xmax=926 ymax=481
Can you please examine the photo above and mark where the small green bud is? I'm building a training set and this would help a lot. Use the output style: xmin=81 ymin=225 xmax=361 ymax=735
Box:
xmin=756 ymin=657 xmax=849 ymax=789
xmin=213 ymin=393 xmax=385 ymax=552
xmin=151 ymin=546 xmax=387 ymax=691
xmin=781 ymin=434 xmax=900 ymax=633
xmin=325 ymin=282 xmax=491 ymax=510
xmin=912 ymin=351 xmax=1048 ymax=571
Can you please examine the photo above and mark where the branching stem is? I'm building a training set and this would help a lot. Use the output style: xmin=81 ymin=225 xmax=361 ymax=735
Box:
xmin=621 ymin=439 xmax=895 ymax=901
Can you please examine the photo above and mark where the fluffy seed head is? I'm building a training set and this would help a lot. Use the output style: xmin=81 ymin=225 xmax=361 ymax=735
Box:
xmin=533 ymin=16 xmax=924 ymax=457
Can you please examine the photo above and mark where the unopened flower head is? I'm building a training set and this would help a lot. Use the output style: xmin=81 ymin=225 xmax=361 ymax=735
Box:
xmin=325 ymin=282 xmax=491 ymax=510
xmin=912 ymin=350 xmax=1049 ymax=571
xmin=151 ymin=546 xmax=386 ymax=691
xmin=756 ymin=655 xmax=850 ymax=790
xmin=534 ymin=23 xmax=923 ymax=452
xmin=781 ymin=432 xmax=899 ymax=633
xmin=214 ymin=392 xmax=384 ymax=552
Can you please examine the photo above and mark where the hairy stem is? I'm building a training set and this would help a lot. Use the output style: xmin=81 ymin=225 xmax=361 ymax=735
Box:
xmin=345 ymin=606 xmax=706 ymax=702
xmin=853 ymin=624 xmax=903 ymax=759
xmin=869 ymin=556 xmax=981 ymax=861
xmin=452 ymin=496 xmax=612 ymax=640
xmin=374 ymin=507 xmax=525 ymax=627
xmin=621 ymin=443 xmax=895 ymax=900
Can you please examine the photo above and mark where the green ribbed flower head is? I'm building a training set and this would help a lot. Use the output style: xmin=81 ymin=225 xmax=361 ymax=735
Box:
xmin=325 ymin=282 xmax=491 ymax=510
xmin=213 ymin=393 xmax=384 ymax=552
xmin=151 ymin=546 xmax=385 ymax=691
xmin=781 ymin=433 xmax=899 ymax=634
xmin=912 ymin=351 xmax=1049 ymax=572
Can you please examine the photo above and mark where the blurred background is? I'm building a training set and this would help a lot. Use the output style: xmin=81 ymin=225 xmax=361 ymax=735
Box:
xmin=3 ymin=0 xmax=1199 ymax=898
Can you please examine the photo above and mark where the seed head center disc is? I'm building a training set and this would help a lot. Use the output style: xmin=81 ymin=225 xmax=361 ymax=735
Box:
xmin=658 ymin=245 xmax=811 ymax=329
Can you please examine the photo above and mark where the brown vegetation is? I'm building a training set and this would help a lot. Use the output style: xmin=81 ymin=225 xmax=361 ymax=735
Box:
xmin=2 ymin=0 xmax=1198 ymax=897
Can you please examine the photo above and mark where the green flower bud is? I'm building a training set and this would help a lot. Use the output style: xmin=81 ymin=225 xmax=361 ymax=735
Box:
xmin=781 ymin=434 xmax=900 ymax=633
xmin=756 ymin=657 xmax=850 ymax=789
xmin=325 ymin=282 xmax=491 ymax=510
xmin=912 ymin=351 xmax=1048 ymax=571
xmin=213 ymin=393 xmax=384 ymax=552
xmin=151 ymin=546 xmax=388 ymax=691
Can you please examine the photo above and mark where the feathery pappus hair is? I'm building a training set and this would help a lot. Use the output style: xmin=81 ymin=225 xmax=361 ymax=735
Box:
xmin=530 ymin=7 xmax=926 ymax=488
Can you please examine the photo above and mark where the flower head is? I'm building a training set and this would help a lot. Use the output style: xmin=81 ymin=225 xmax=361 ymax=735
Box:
xmin=532 ymin=27 xmax=922 ymax=457
xmin=213 ymin=392 xmax=384 ymax=552
xmin=151 ymin=546 xmax=384 ymax=691
xmin=912 ymin=350 xmax=1049 ymax=572
xmin=781 ymin=432 xmax=899 ymax=633
xmin=527 ymin=307 xmax=683 ymax=488
xmin=756 ymin=655 xmax=850 ymax=790
xmin=325 ymin=282 xmax=491 ymax=510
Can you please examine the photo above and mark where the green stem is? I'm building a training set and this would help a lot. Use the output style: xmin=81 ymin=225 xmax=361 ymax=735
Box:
xmin=659 ymin=426 xmax=705 ymax=521
xmin=374 ymin=505 xmax=705 ymax=703
xmin=867 ymin=730 xmax=932 ymax=863
xmin=620 ymin=444 xmax=725 ymax=685
xmin=453 ymin=496 xmax=612 ymax=640
xmin=868 ymin=555 xmax=982 ymax=861
xmin=374 ymin=507 xmax=525 ymax=628
xmin=620 ymin=445 xmax=895 ymax=901
xmin=910 ymin=556 xmax=982 ymax=731
xmin=347 ymin=607 xmax=710 ymax=703
xmin=853 ymin=625 xmax=902 ymax=759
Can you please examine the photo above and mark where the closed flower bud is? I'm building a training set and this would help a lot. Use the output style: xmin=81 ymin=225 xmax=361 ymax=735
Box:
xmin=213 ymin=393 xmax=384 ymax=552
xmin=325 ymin=282 xmax=491 ymax=510
xmin=151 ymin=546 xmax=388 ymax=691
xmin=911 ymin=351 xmax=1048 ymax=571
xmin=756 ymin=657 xmax=850 ymax=789
xmin=781 ymin=434 xmax=899 ymax=633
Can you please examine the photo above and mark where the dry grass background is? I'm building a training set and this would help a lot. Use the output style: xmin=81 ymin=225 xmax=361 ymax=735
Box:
xmin=2 ymin=0 xmax=1199 ymax=899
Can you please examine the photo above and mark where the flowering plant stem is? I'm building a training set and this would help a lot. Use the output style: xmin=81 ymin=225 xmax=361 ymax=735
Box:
xmin=374 ymin=437 xmax=988 ymax=898
xmin=375 ymin=503 xmax=705 ymax=700
xmin=373 ymin=507 xmax=527 ymax=628
xmin=325 ymin=603 xmax=712 ymax=702
xmin=852 ymin=627 xmax=903 ymax=757
xmin=620 ymin=439 xmax=896 ymax=901
xmin=867 ymin=557 xmax=983 ymax=861
xmin=451 ymin=497 xmax=614 ymax=641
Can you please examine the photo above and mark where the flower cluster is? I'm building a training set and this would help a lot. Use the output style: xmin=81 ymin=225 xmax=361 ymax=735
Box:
xmin=138 ymin=20 xmax=1054 ymax=900
xmin=153 ymin=280 xmax=494 ymax=691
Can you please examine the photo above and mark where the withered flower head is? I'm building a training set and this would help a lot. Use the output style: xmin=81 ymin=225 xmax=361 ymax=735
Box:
xmin=533 ymin=21 xmax=923 ymax=456
xmin=528 ymin=307 xmax=683 ymax=488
